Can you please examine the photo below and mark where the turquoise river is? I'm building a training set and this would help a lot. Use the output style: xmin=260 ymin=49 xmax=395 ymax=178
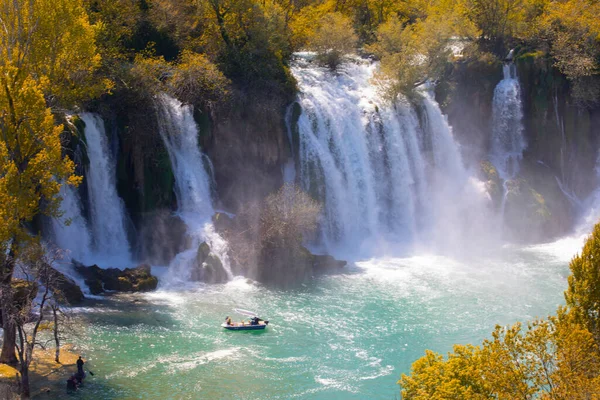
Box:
xmin=38 ymin=236 xmax=583 ymax=399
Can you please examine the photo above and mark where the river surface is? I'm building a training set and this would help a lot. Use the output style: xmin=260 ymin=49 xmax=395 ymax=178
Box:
xmin=45 ymin=236 xmax=583 ymax=400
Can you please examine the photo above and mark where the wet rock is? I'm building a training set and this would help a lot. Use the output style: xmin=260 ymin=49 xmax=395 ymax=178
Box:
xmin=256 ymin=245 xmax=347 ymax=287
xmin=45 ymin=267 xmax=85 ymax=305
xmin=190 ymin=242 xmax=228 ymax=283
xmin=74 ymin=263 xmax=158 ymax=293
xmin=313 ymin=254 xmax=347 ymax=272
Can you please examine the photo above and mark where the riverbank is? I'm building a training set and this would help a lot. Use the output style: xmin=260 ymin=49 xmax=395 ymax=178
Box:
xmin=0 ymin=344 xmax=81 ymax=399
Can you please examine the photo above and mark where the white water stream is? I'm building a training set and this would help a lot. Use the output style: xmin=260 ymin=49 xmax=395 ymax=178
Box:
xmin=156 ymin=94 xmax=232 ymax=284
xmin=80 ymin=113 xmax=132 ymax=265
xmin=292 ymin=55 xmax=495 ymax=256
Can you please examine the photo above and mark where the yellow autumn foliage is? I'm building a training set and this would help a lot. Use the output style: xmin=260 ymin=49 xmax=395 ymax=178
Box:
xmin=0 ymin=0 xmax=107 ymax=107
xmin=400 ymin=224 xmax=600 ymax=399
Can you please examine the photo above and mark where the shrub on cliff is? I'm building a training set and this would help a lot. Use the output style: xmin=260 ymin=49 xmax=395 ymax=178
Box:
xmin=306 ymin=12 xmax=358 ymax=69
xmin=169 ymin=51 xmax=230 ymax=107
xmin=256 ymin=184 xmax=321 ymax=285
xmin=223 ymin=184 xmax=321 ymax=285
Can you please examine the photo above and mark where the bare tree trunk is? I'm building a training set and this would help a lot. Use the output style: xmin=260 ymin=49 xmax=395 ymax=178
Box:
xmin=0 ymin=319 xmax=17 ymax=365
xmin=19 ymin=366 xmax=30 ymax=399
xmin=52 ymin=306 xmax=60 ymax=363
xmin=1 ymin=243 xmax=18 ymax=365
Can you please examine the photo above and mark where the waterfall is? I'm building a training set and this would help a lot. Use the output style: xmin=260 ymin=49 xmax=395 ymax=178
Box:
xmin=51 ymin=184 xmax=93 ymax=263
xmin=490 ymin=64 xmax=526 ymax=181
xmin=156 ymin=94 xmax=232 ymax=282
xmin=291 ymin=55 xmax=493 ymax=254
xmin=81 ymin=113 xmax=132 ymax=265
xmin=293 ymin=57 xmax=423 ymax=250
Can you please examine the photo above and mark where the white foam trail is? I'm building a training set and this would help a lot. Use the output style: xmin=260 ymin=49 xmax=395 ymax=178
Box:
xmin=156 ymin=94 xmax=232 ymax=283
xmin=81 ymin=113 xmax=132 ymax=266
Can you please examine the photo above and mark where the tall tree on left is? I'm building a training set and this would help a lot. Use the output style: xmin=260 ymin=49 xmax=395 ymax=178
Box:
xmin=0 ymin=0 xmax=103 ymax=366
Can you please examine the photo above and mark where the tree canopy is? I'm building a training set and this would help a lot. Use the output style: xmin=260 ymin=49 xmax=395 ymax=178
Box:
xmin=399 ymin=223 xmax=600 ymax=399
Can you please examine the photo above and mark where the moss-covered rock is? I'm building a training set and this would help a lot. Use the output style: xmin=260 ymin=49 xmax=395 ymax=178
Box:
xmin=480 ymin=161 xmax=503 ymax=207
xmin=504 ymin=178 xmax=552 ymax=242
xmin=74 ymin=263 xmax=158 ymax=293
xmin=45 ymin=267 xmax=85 ymax=305
xmin=190 ymin=242 xmax=228 ymax=283
xmin=256 ymin=244 xmax=346 ymax=287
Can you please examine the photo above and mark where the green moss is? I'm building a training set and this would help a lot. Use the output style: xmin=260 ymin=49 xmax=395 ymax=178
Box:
xmin=116 ymin=277 xmax=134 ymax=291
xmin=515 ymin=50 xmax=545 ymax=61
xmin=134 ymin=277 xmax=158 ymax=292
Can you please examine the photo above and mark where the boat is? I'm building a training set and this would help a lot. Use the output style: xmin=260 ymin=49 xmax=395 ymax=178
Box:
xmin=222 ymin=308 xmax=269 ymax=330
xmin=221 ymin=320 xmax=269 ymax=330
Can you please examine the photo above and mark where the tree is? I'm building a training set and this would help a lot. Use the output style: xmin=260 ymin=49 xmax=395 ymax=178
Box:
xmin=565 ymin=222 xmax=600 ymax=344
xmin=399 ymin=317 xmax=600 ymax=399
xmin=198 ymin=0 xmax=295 ymax=93
xmin=399 ymin=224 xmax=600 ymax=399
xmin=169 ymin=50 xmax=230 ymax=107
xmin=9 ymin=246 xmax=66 ymax=399
xmin=0 ymin=0 xmax=107 ymax=107
xmin=0 ymin=68 xmax=79 ymax=364
xmin=535 ymin=0 xmax=600 ymax=106
xmin=0 ymin=0 xmax=94 ymax=364
xmin=306 ymin=12 xmax=358 ymax=69
xmin=466 ymin=0 xmax=526 ymax=52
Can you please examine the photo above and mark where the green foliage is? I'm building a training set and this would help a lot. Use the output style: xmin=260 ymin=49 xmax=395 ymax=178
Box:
xmin=169 ymin=51 xmax=230 ymax=107
xmin=400 ymin=317 xmax=600 ymax=399
xmin=306 ymin=12 xmax=358 ymax=69
xmin=566 ymin=223 xmax=600 ymax=343
xmin=401 ymin=224 xmax=600 ymax=399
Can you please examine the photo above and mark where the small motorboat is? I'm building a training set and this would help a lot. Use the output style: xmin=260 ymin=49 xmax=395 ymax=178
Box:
xmin=221 ymin=320 xmax=269 ymax=330
xmin=222 ymin=309 xmax=269 ymax=330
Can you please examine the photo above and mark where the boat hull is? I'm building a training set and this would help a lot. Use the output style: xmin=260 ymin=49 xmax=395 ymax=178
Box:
xmin=221 ymin=323 xmax=267 ymax=331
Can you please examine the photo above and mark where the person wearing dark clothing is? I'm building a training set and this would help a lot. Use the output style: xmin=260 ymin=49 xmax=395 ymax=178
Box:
xmin=75 ymin=371 xmax=85 ymax=384
xmin=66 ymin=375 xmax=78 ymax=391
xmin=77 ymin=356 xmax=85 ymax=376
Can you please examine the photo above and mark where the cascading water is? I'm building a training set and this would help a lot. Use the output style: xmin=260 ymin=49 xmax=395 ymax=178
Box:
xmin=81 ymin=113 xmax=132 ymax=265
xmin=156 ymin=94 xmax=232 ymax=283
xmin=291 ymin=55 xmax=493 ymax=255
xmin=490 ymin=64 xmax=526 ymax=181
xmin=490 ymin=64 xmax=526 ymax=222
xmin=293 ymin=57 xmax=424 ymax=251
xmin=51 ymin=184 xmax=92 ymax=263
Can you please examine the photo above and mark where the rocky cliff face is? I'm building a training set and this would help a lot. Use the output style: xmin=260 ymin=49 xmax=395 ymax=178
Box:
xmin=439 ymin=54 xmax=600 ymax=241
xmin=203 ymin=91 xmax=292 ymax=212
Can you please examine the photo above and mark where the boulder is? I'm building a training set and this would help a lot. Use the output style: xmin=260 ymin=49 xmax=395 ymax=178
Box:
xmin=190 ymin=242 xmax=229 ymax=283
xmin=313 ymin=254 xmax=347 ymax=272
xmin=74 ymin=263 xmax=158 ymax=293
xmin=73 ymin=263 xmax=104 ymax=295
xmin=45 ymin=267 xmax=85 ymax=305
xmin=256 ymin=245 xmax=347 ymax=287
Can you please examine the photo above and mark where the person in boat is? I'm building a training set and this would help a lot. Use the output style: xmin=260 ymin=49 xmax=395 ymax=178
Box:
xmin=251 ymin=316 xmax=260 ymax=325
xmin=225 ymin=316 xmax=233 ymax=326
xmin=66 ymin=375 xmax=78 ymax=392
